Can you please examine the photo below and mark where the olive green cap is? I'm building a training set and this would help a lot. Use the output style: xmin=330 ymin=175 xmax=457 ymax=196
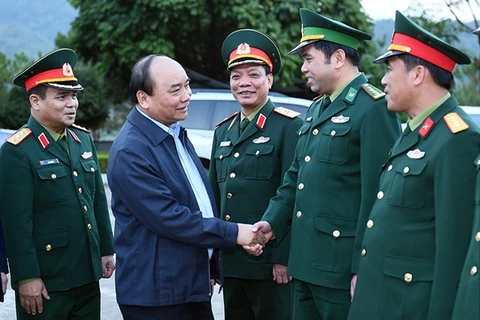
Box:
xmin=13 ymin=48 xmax=83 ymax=91
xmin=221 ymin=29 xmax=282 ymax=75
xmin=374 ymin=11 xmax=471 ymax=72
xmin=289 ymin=8 xmax=372 ymax=55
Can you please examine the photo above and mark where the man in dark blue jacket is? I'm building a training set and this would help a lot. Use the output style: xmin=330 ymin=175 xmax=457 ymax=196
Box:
xmin=0 ymin=221 xmax=8 ymax=303
xmin=107 ymin=54 xmax=265 ymax=320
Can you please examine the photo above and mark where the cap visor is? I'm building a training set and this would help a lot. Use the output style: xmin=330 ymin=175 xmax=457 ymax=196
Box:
xmin=45 ymin=82 xmax=84 ymax=91
xmin=288 ymin=39 xmax=318 ymax=55
xmin=373 ymin=51 xmax=405 ymax=64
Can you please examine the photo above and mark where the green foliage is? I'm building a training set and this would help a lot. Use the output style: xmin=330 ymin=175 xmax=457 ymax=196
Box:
xmin=97 ymin=151 xmax=109 ymax=173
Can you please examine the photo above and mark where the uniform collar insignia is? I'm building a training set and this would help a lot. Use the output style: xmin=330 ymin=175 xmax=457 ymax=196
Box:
xmin=68 ymin=129 xmax=82 ymax=143
xmin=38 ymin=132 xmax=50 ymax=149
xmin=256 ymin=113 xmax=267 ymax=129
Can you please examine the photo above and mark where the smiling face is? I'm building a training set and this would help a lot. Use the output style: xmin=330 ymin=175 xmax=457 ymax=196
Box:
xmin=300 ymin=44 xmax=336 ymax=95
xmin=30 ymin=87 xmax=79 ymax=133
xmin=229 ymin=64 xmax=272 ymax=111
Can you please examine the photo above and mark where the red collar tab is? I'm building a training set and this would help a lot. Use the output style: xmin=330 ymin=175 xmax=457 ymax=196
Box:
xmin=38 ymin=132 xmax=50 ymax=149
xmin=419 ymin=117 xmax=435 ymax=138
xmin=256 ymin=113 xmax=267 ymax=129
xmin=228 ymin=114 xmax=239 ymax=131
xmin=68 ymin=129 xmax=81 ymax=143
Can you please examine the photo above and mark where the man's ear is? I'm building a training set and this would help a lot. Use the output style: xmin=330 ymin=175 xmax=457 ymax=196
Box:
xmin=333 ymin=49 xmax=346 ymax=68
xmin=412 ymin=65 xmax=427 ymax=86
xmin=29 ymin=94 xmax=41 ymax=111
xmin=267 ymin=73 xmax=273 ymax=89
xmin=136 ymin=90 xmax=149 ymax=110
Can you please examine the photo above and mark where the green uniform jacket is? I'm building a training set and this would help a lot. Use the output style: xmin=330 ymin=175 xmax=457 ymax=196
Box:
xmin=262 ymin=74 xmax=401 ymax=289
xmin=209 ymin=99 xmax=303 ymax=279
xmin=451 ymin=154 xmax=480 ymax=320
xmin=0 ymin=116 xmax=114 ymax=292
xmin=348 ymin=96 xmax=480 ymax=320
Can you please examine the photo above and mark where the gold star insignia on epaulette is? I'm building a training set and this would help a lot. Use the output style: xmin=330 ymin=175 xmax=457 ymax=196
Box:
xmin=6 ymin=128 xmax=32 ymax=145
xmin=274 ymin=107 xmax=301 ymax=118
xmin=361 ymin=83 xmax=386 ymax=100
xmin=444 ymin=112 xmax=469 ymax=134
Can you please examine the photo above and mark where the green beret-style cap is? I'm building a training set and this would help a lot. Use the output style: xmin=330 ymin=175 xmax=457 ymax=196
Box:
xmin=289 ymin=8 xmax=372 ymax=55
xmin=374 ymin=11 xmax=471 ymax=72
xmin=221 ymin=29 xmax=282 ymax=75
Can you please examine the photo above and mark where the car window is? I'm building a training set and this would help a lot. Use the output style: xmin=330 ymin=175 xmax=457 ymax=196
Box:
xmin=467 ymin=114 xmax=480 ymax=128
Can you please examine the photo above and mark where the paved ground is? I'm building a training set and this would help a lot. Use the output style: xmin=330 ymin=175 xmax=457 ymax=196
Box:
xmin=0 ymin=177 xmax=225 ymax=319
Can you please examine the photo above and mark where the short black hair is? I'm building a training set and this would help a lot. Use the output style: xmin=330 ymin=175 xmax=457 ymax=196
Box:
xmin=399 ymin=54 xmax=454 ymax=90
xmin=27 ymin=85 xmax=48 ymax=101
xmin=313 ymin=41 xmax=361 ymax=66
xmin=128 ymin=54 xmax=165 ymax=104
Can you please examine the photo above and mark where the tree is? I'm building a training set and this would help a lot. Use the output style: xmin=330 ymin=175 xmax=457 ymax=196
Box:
xmin=67 ymin=0 xmax=380 ymax=100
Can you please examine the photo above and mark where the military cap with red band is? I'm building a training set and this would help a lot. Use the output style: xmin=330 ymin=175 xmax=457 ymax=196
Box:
xmin=374 ymin=11 xmax=471 ymax=72
xmin=13 ymin=48 xmax=84 ymax=91
xmin=221 ymin=29 xmax=282 ymax=75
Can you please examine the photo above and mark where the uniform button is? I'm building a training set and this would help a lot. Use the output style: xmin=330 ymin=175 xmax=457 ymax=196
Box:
xmin=219 ymin=155 xmax=224 ymax=160
xmin=296 ymin=211 xmax=302 ymax=217
xmin=51 ymin=173 xmax=57 ymax=179
xmin=471 ymin=266 xmax=478 ymax=276
xmin=404 ymin=273 xmax=413 ymax=283
xmin=330 ymin=130 xmax=336 ymax=136
xmin=87 ymin=223 xmax=92 ymax=230
xmin=388 ymin=165 xmax=393 ymax=171
xmin=73 ymin=171 xmax=78 ymax=177
xmin=45 ymin=244 xmax=52 ymax=251
xmin=403 ymin=167 xmax=410 ymax=174
xmin=230 ymin=173 xmax=236 ymax=179
xmin=90 ymin=167 xmax=95 ymax=173
xmin=333 ymin=230 xmax=340 ymax=238
xmin=83 ymin=205 xmax=88 ymax=211
xmin=477 ymin=159 xmax=480 ymax=166
xmin=255 ymin=150 xmax=260 ymax=156
xmin=377 ymin=191 xmax=384 ymax=199
xmin=305 ymin=155 xmax=311 ymax=162
xmin=78 ymin=187 xmax=82 ymax=194
xmin=234 ymin=152 xmax=240 ymax=158
xmin=312 ymin=129 xmax=319 ymax=135
xmin=227 ymin=193 xmax=233 ymax=199
xmin=298 ymin=183 xmax=304 ymax=190
xmin=367 ymin=220 xmax=374 ymax=228
xmin=361 ymin=249 xmax=367 ymax=256
xmin=225 ymin=215 xmax=231 ymax=221
xmin=475 ymin=231 xmax=480 ymax=242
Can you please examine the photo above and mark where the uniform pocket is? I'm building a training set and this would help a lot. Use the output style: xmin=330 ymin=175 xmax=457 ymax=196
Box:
xmin=310 ymin=215 xmax=357 ymax=272
xmin=36 ymin=166 xmax=69 ymax=203
xmin=317 ymin=125 xmax=351 ymax=165
xmin=243 ymin=144 xmax=274 ymax=180
xmin=80 ymin=160 xmax=98 ymax=195
xmin=213 ymin=147 xmax=233 ymax=182
xmin=34 ymin=229 xmax=69 ymax=278
xmin=387 ymin=161 xmax=428 ymax=209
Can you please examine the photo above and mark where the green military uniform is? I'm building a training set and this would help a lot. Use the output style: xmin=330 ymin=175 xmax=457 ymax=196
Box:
xmin=0 ymin=49 xmax=114 ymax=319
xmin=209 ymin=29 xmax=303 ymax=320
xmin=261 ymin=9 xmax=401 ymax=320
xmin=348 ymin=11 xmax=479 ymax=320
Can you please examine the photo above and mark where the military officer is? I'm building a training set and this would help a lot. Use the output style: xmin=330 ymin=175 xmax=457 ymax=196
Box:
xmin=0 ymin=48 xmax=115 ymax=319
xmin=347 ymin=11 xmax=480 ymax=320
xmin=209 ymin=29 xmax=303 ymax=320
xmin=248 ymin=9 xmax=401 ymax=320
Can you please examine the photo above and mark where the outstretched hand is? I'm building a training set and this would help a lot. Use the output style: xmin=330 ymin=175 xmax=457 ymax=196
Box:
xmin=242 ymin=221 xmax=274 ymax=256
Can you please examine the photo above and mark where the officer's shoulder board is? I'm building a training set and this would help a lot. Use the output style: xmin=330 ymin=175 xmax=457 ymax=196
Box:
xmin=215 ymin=112 xmax=238 ymax=127
xmin=444 ymin=112 xmax=469 ymax=134
xmin=361 ymin=83 xmax=385 ymax=100
xmin=71 ymin=123 xmax=90 ymax=133
xmin=274 ymin=106 xmax=301 ymax=119
xmin=6 ymin=128 xmax=32 ymax=146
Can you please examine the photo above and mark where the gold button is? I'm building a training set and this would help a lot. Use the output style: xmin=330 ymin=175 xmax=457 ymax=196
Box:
xmin=87 ymin=223 xmax=92 ymax=230
xmin=475 ymin=231 xmax=480 ymax=242
xmin=78 ymin=187 xmax=82 ymax=194
xmin=333 ymin=230 xmax=340 ymax=238
xmin=471 ymin=266 xmax=478 ymax=276
xmin=377 ymin=191 xmax=384 ymax=199
xmin=219 ymin=155 xmax=224 ymax=160
xmin=296 ymin=211 xmax=302 ymax=217
xmin=312 ymin=129 xmax=319 ymax=135
xmin=90 ymin=167 xmax=95 ymax=173
xmin=330 ymin=130 xmax=336 ymax=136
xmin=255 ymin=150 xmax=260 ymax=156
xmin=51 ymin=173 xmax=57 ymax=179
xmin=83 ymin=205 xmax=88 ymax=211
xmin=388 ymin=165 xmax=393 ymax=171
xmin=45 ymin=244 xmax=52 ymax=251
xmin=234 ymin=152 xmax=240 ymax=158
xmin=403 ymin=167 xmax=410 ymax=174
xmin=305 ymin=156 xmax=311 ymax=162
xmin=225 ymin=215 xmax=231 ymax=221
xmin=230 ymin=173 xmax=236 ymax=179
xmin=361 ymin=249 xmax=367 ymax=256
xmin=298 ymin=183 xmax=304 ymax=190
xmin=227 ymin=193 xmax=233 ymax=199
xmin=73 ymin=171 xmax=78 ymax=177
xmin=404 ymin=273 xmax=413 ymax=283
xmin=367 ymin=220 xmax=374 ymax=228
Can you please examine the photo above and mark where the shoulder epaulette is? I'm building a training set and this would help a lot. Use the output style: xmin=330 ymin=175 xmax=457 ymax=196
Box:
xmin=444 ymin=112 xmax=469 ymax=134
xmin=6 ymin=128 xmax=32 ymax=146
xmin=274 ymin=106 xmax=301 ymax=119
xmin=313 ymin=94 xmax=323 ymax=101
xmin=215 ymin=112 xmax=238 ymax=127
xmin=361 ymin=83 xmax=385 ymax=100
xmin=71 ymin=123 xmax=90 ymax=133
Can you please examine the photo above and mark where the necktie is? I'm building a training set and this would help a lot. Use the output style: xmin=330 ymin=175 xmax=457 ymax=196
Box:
xmin=240 ymin=118 xmax=250 ymax=134
xmin=58 ymin=135 xmax=69 ymax=158
xmin=320 ymin=97 xmax=331 ymax=115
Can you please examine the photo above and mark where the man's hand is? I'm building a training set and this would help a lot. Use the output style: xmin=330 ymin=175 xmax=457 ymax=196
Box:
xmin=19 ymin=278 xmax=50 ymax=315
xmin=242 ymin=221 xmax=274 ymax=256
xmin=272 ymin=264 xmax=291 ymax=284
xmin=1 ymin=272 xmax=7 ymax=296
xmin=236 ymin=223 xmax=266 ymax=246
xmin=350 ymin=274 xmax=358 ymax=301
xmin=102 ymin=255 xmax=115 ymax=279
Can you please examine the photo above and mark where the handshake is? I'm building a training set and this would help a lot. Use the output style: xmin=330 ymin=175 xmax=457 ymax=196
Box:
xmin=236 ymin=221 xmax=273 ymax=256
